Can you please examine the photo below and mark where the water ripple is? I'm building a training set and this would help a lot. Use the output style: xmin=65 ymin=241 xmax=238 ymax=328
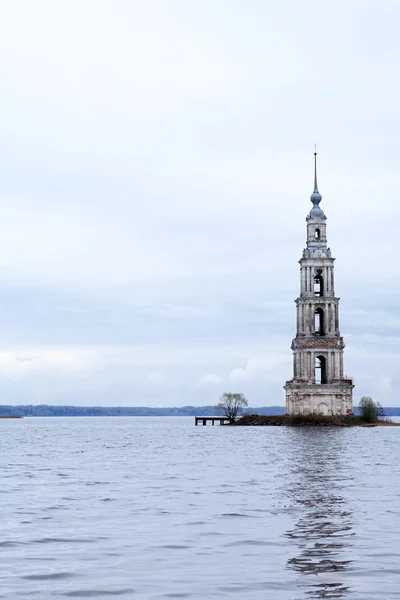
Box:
xmin=22 ymin=572 xmax=74 ymax=580
xmin=62 ymin=590 xmax=135 ymax=597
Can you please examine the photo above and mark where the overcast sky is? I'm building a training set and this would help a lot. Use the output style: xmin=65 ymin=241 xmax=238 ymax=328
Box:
xmin=0 ymin=1 xmax=399 ymax=407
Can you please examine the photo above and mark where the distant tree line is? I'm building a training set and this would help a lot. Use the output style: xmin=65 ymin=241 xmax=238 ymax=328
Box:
xmin=0 ymin=404 xmax=398 ymax=417
xmin=0 ymin=404 xmax=286 ymax=417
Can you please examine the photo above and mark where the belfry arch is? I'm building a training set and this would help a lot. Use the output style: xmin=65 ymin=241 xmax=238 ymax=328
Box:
xmin=314 ymin=308 xmax=325 ymax=336
xmin=314 ymin=274 xmax=323 ymax=296
xmin=315 ymin=355 xmax=327 ymax=384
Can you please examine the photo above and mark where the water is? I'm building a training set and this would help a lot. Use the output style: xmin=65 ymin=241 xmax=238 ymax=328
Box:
xmin=1 ymin=417 xmax=400 ymax=599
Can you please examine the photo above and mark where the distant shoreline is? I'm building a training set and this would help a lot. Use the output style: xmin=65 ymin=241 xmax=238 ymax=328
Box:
xmin=0 ymin=405 xmax=287 ymax=418
xmin=0 ymin=404 xmax=400 ymax=418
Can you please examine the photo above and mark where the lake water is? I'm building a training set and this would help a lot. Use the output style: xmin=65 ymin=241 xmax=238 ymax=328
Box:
xmin=1 ymin=417 xmax=400 ymax=599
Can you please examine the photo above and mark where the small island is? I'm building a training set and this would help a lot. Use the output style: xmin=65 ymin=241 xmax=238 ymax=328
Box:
xmin=214 ymin=394 xmax=399 ymax=427
xmin=233 ymin=413 xmax=400 ymax=427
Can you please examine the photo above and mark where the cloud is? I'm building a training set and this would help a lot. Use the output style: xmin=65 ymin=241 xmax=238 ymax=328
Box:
xmin=229 ymin=356 xmax=288 ymax=383
xmin=379 ymin=374 xmax=393 ymax=392
xmin=148 ymin=371 xmax=163 ymax=385
xmin=0 ymin=347 xmax=99 ymax=375
xmin=199 ymin=374 xmax=224 ymax=386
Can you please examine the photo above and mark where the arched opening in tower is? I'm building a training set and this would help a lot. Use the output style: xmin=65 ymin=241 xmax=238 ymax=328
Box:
xmin=315 ymin=355 xmax=327 ymax=385
xmin=315 ymin=228 xmax=321 ymax=240
xmin=314 ymin=308 xmax=325 ymax=336
xmin=314 ymin=274 xmax=323 ymax=296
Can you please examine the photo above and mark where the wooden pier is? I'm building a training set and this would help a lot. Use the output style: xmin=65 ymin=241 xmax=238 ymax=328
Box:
xmin=0 ymin=415 xmax=23 ymax=419
xmin=195 ymin=416 xmax=232 ymax=426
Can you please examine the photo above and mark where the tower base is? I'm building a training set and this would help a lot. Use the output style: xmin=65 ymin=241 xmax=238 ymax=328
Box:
xmin=284 ymin=380 xmax=354 ymax=416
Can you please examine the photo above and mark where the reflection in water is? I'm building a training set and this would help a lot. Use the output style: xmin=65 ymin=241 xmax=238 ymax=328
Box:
xmin=285 ymin=429 xmax=354 ymax=599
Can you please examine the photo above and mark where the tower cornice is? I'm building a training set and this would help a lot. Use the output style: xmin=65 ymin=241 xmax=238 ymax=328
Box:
xmin=291 ymin=337 xmax=345 ymax=351
xmin=295 ymin=296 xmax=340 ymax=303
xmin=299 ymin=256 xmax=335 ymax=263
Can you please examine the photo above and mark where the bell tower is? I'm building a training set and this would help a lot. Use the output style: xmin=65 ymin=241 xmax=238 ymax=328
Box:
xmin=284 ymin=152 xmax=354 ymax=415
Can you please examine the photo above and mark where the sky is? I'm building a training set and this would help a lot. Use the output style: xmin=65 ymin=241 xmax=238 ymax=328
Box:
xmin=0 ymin=0 xmax=399 ymax=407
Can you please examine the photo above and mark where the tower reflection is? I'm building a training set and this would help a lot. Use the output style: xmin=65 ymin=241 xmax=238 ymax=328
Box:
xmin=285 ymin=428 xmax=354 ymax=598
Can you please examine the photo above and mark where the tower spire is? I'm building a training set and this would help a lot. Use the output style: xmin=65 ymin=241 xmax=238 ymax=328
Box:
xmin=314 ymin=146 xmax=319 ymax=193
xmin=310 ymin=147 xmax=323 ymax=214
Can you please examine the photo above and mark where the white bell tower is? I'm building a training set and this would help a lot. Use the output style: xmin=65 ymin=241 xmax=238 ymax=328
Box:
xmin=284 ymin=152 xmax=354 ymax=415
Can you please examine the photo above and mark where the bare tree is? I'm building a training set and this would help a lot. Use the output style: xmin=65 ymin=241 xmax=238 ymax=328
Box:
xmin=216 ymin=392 xmax=248 ymax=424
